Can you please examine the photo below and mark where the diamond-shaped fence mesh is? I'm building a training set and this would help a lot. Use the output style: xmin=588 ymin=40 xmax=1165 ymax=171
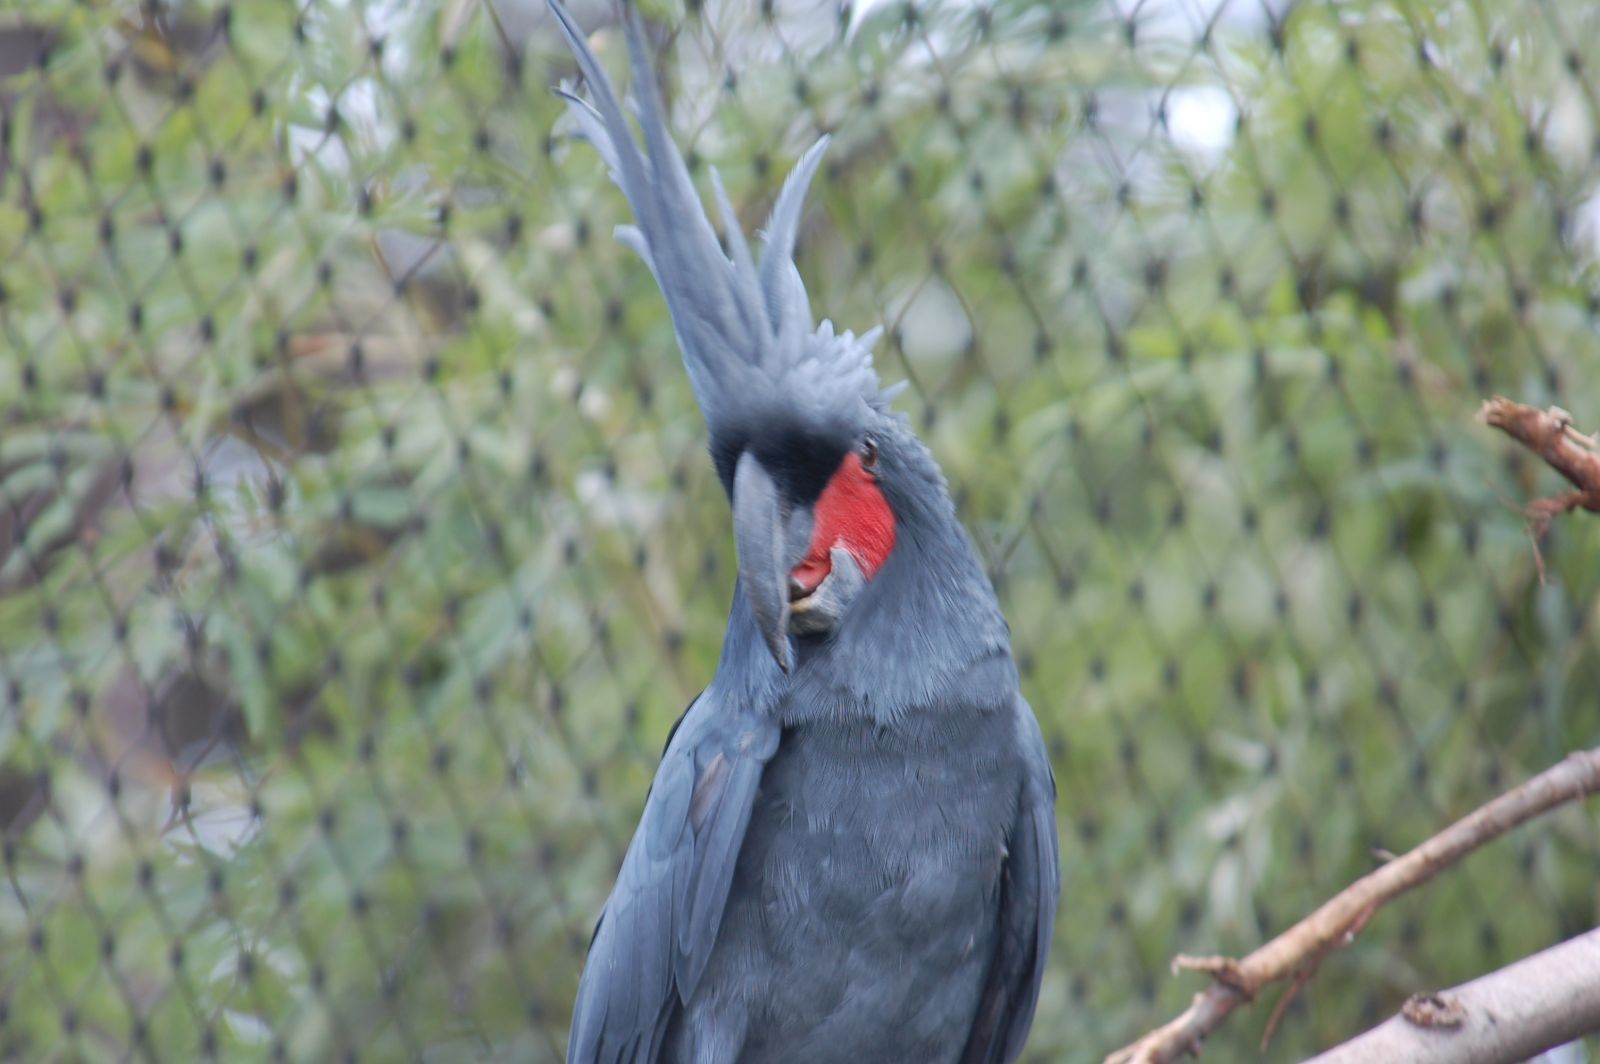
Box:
xmin=2 ymin=0 xmax=1598 ymax=1060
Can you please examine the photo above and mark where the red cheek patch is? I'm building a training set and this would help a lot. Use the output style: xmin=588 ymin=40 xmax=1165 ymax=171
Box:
xmin=789 ymin=453 xmax=897 ymax=597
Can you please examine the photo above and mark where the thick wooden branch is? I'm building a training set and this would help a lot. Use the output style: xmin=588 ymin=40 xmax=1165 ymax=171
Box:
xmin=1303 ymin=927 xmax=1600 ymax=1064
xmin=1102 ymin=747 xmax=1600 ymax=1064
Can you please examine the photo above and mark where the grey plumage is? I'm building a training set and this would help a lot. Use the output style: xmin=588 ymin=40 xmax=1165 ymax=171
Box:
xmin=550 ymin=4 xmax=1059 ymax=1062
xmin=549 ymin=1 xmax=882 ymax=447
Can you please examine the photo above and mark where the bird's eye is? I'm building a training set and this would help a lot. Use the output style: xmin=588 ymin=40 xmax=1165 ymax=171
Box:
xmin=860 ymin=436 xmax=879 ymax=472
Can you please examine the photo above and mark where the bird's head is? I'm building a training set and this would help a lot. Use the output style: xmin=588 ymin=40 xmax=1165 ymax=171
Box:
xmin=710 ymin=406 xmax=901 ymax=672
xmin=551 ymin=1 xmax=994 ymax=682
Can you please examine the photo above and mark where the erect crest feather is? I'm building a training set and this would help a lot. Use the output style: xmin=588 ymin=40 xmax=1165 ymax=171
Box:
xmin=548 ymin=0 xmax=886 ymax=437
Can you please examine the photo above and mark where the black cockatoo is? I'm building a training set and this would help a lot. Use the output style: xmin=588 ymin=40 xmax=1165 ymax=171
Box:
xmin=550 ymin=4 xmax=1059 ymax=1062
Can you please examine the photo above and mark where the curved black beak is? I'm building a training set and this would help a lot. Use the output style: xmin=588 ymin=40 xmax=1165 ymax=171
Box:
xmin=732 ymin=452 xmax=792 ymax=673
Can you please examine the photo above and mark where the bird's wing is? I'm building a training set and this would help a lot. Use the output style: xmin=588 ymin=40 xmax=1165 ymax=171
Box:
xmin=568 ymin=691 xmax=780 ymax=1064
xmin=961 ymin=696 xmax=1061 ymax=1064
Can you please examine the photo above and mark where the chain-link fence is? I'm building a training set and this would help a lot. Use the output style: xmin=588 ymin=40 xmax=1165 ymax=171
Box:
xmin=2 ymin=0 xmax=1598 ymax=1060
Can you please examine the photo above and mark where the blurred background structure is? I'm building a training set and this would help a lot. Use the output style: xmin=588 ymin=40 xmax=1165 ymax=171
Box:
xmin=2 ymin=0 xmax=1598 ymax=1060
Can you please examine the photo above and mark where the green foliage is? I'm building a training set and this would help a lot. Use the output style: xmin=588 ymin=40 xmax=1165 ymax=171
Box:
xmin=1 ymin=0 xmax=1597 ymax=1060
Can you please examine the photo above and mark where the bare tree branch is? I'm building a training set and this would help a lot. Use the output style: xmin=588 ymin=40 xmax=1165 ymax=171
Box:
xmin=1302 ymin=927 xmax=1600 ymax=1064
xmin=1102 ymin=748 xmax=1600 ymax=1064
xmin=1479 ymin=397 xmax=1600 ymax=578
